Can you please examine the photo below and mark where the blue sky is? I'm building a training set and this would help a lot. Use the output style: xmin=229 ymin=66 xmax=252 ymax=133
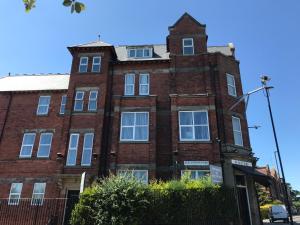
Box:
xmin=0 ymin=0 xmax=299 ymax=190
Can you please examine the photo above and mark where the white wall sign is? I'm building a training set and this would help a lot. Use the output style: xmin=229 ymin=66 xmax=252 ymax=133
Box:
xmin=210 ymin=165 xmax=223 ymax=184
xmin=80 ymin=172 xmax=86 ymax=193
xmin=184 ymin=161 xmax=209 ymax=166
xmin=231 ymin=159 xmax=252 ymax=167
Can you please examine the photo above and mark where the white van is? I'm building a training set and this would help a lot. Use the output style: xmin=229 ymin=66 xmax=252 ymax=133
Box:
xmin=268 ymin=205 xmax=289 ymax=223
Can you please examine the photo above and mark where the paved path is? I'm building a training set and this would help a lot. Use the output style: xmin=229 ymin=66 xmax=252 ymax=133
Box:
xmin=264 ymin=215 xmax=300 ymax=225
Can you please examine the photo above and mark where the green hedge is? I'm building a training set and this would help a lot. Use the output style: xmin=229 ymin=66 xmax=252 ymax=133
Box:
xmin=70 ymin=175 xmax=238 ymax=225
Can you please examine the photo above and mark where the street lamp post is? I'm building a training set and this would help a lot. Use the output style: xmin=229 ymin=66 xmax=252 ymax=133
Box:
xmin=261 ymin=76 xmax=294 ymax=225
xmin=229 ymin=76 xmax=294 ymax=224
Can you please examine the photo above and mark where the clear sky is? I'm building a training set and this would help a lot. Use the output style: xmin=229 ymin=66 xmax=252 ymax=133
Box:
xmin=0 ymin=0 xmax=299 ymax=190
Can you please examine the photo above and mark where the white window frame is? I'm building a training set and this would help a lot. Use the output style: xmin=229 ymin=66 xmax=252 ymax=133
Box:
xmin=139 ymin=73 xmax=150 ymax=95
xmin=124 ymin=74 xmax=135 ymax=96
xmin=117 ymin=170 xmax=149 ymax=184
xmin=181 ymin=170 xmax=210 ymax=180
xmin=232 ymin=116 xmax=243 ymax=146
xmin=66 ymin=133 xmax=80 ymax=166
xmin=127 ymin=48 xmax=153 ymax=58
xmin=60 ymin=95 xmax=67 ymax=115
xmin=8 ymin=183 xmax=23 ymax=205
xmin=37 ymin=133 xmax=53 ymax=158
xmin=120 ymin=112 xmax=149 ymax=141
xmin=143 ymin=48 xmax=151 ymax=57
xmin=88 ymin=90 xmax=98 ymax=112
xmin=74 ymin=91 xmax=85 ymax=112
xmin=81 ymin=133 xmax=94 ymax=166
xmin=79 ymin=56 xmax=88 ymax=73
xmin=37 ymin=96 xmax=51 ymax=115
xmin=19 ymin=133 xmax=36 ymax=158
xmin=226 ymin=74 xmax=237 ymax=97
xmin=182 ymin=38 xmax=194 ymax=55
xmin=128 ymin=49 xmax=136 ymax=58
xmin=31 ymin=183 xmax=46 ymax=206
xmin=179 ymin=110 xmax=210 ymax=141
xmin=92 ymin=56 xmax=101 ymax=73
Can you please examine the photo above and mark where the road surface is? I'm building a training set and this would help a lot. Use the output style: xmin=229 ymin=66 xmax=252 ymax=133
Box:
xmin=264 ymin=215 xmax=300 ymax=225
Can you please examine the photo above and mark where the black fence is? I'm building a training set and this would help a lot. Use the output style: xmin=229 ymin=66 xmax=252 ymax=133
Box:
xmin=0 ymin=198 xmax=67 ymax=225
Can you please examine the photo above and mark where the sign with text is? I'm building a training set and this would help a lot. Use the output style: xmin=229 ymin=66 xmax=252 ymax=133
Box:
xmin=210 ymin=165 xmax=223 ymax=184
xmin=231 ymin=159 xmax=252 ymax=167
xmin=184 ymin=161 xmax=209 ymax=166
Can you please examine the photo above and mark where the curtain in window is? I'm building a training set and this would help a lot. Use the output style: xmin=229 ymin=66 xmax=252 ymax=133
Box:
xmin=135 ymin=113 xmax=148 ymax=140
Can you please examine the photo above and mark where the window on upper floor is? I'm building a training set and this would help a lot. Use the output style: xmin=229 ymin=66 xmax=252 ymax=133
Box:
xmin=88 ymin=90 xmax=98 ymax=112
xmin=120 ymin=112 xmax=149 ymax=141
xmin=60 ymin=95 xmax=67 ymax=115
xmin=226 ymin=74 xmax=237 ymax=97
xmin=8 ymin=183 xmax=23 ymax=205
xmin=139 ymin=74 xmax=149 ymax=95
xmin=37 ymin=133 xmax=53 ymax=158
xmin=81 ymin=133 xmax=94 ymax=166
xmin=66 ymin=133 xmax=94 ymax=166
xmin=31 ymin=183 xmax=46 ymax=206
xmin=179 ymin=111 xmax=210 ymax=141
xmin=124 ymin=74 xmax=135 ymax=96
xmin=19 ymin=133 xmax=36 ymax=158
xmin=117 ymin=170 xmax=148 ymax=184
xmin=74 ymin=91 xmax=84 ymax=112
xmin=79 ymin=57 xmax=88 ymax=73
xmin=66 ymin=133 xmax=80 ymax=166
xmin=127 ymin=48 xmax=153 ymax=58
xmin=182 ymin=38 xmax=194 ymax=55
xmin=37 ymin=96 xmax=51 ymax=115
xmin=181 ymin=170 xmax=210 ymax=180
xmin=232 ymin=116 xmax=243 ymax=146
xmin=92 ymin=56 xmax=101 ymax=72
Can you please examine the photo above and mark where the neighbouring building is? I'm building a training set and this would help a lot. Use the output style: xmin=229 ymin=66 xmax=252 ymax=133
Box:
xmin=256 ymin=165 xmax=284 ymax=203
xmin=0 ymin=13 xmax=267 ymax=225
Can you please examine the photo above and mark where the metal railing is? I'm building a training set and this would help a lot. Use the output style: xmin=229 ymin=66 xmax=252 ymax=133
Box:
xmin=0 ymin=198 xmax=67 ymax=225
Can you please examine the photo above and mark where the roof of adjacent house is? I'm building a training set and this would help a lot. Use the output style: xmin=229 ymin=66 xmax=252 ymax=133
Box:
xmin=0 ymin=74 xmax=70 ymax=92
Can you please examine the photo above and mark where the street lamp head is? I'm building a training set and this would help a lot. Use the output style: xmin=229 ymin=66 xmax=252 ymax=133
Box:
xmin=260 ymin=75 xmax=271 ymax=85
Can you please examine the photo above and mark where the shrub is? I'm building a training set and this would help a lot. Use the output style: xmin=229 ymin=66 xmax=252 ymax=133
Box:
xmin=71 ymin=175 xmax=238 ymax=225
xmin=71 ymin=175 xmax=150 ymax=225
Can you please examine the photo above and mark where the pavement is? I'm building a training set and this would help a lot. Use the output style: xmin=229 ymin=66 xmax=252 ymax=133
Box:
xmin=263 ymin=215 xmax=300 ymax=225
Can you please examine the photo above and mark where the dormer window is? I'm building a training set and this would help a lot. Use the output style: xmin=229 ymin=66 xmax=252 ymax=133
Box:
xmin=127 ymin=47 xmax=153 ymax=58
xmin=182 ymin=38 xmax=194 ymax=55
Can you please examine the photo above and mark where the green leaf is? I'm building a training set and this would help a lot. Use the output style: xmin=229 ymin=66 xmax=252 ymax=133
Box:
xmin=74 ymin=2 xmax=85 ymax=13
xmin=23 ymin=0 xmax=36 ymax=12
xmin=63 ymin=0 xmax=72 ymax=7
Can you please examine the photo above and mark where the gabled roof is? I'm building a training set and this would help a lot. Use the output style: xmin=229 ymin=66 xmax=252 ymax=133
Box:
xmin=169 ymin=12 xmax=206 ymax=30
xmin=0 ymin=74 xmax=70 ymax=92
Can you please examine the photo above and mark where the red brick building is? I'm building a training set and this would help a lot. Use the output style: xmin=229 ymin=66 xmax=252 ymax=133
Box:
xmin=256 ymin=165 xmax=285 ymax=202
xmin=0 ymin=13 xmax=263 ymax=225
